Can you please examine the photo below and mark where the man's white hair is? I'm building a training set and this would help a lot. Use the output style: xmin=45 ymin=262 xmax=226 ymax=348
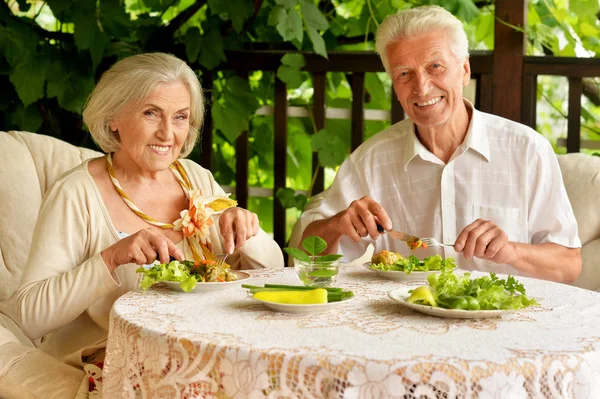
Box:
xmin=376 ymin=5 xmax=469 ymax=74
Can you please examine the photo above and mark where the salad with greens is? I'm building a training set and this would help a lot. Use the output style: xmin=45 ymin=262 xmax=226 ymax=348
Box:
xmin=137 ymin=259 xmax=237 ymax=293
xmin=370 ymin=251 xmax=454 ymax=274
xmin=407 ymin=265 xmax=538 ymax=311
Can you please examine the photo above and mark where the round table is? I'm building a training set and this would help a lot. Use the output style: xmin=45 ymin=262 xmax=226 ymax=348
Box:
xmin=103 ymin=266 xmax=600 ymax=398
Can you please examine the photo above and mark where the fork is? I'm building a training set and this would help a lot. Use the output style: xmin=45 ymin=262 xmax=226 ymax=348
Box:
xmin=421 ymin=237 xmax=454 ymax=248
xmin=214 ymin=253 xmax=228 ymax=266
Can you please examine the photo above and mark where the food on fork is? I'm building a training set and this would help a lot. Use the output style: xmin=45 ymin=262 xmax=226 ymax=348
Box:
xmin=406 ymin=236 xmax=428 ymax=251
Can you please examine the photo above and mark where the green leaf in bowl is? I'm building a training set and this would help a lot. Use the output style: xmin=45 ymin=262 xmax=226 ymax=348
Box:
xmin=302 ymin=236 xmax=327 ymax=256
xmin=308 ymin=268 xmax=338 ymax=278
xmin=284 ymin=247 xmax=311 ymax=262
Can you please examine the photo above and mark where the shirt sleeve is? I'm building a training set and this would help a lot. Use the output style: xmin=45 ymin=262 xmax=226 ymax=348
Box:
xmin=299 ymin=156 xmax=370 ymax=262
xmin=16 ymin=172 xmax=120 ymax=340
xmin=527 ymin=139 xmax=581 ymax=248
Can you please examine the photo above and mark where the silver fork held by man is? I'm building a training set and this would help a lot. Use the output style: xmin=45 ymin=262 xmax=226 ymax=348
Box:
xmin=421 ymin=237 xmax=454 ymax=248
xmin=375 ymin=224 xmax=453 ymax=248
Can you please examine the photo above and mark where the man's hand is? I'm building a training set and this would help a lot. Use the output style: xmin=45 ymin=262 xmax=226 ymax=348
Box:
xmin=219 ymin=207 xmax=260 ymax=254
xmin=332 ymin=196 xmax=392 ymax=242
xmin=455 ymin=219 xmax=518 ymax=264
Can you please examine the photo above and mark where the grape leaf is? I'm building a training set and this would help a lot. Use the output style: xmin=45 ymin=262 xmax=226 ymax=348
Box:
xmin=183 ymin=27 xmax=202 ymax=63
xmin=198 ymin=26 xmax=227 ymax=70
xmin=272 ymin=7 xmax=303 ymax=43
xmin=311 ymin=128 xmax=348 ymax=167
xmin=100 ymin=0 xmax=132 ymax=38
xmin=275 ymin=0 xmax=297 ymax=9
xmin=281 ymin=53 xmax=306 ymax=68
xmin=8 ymin=103 xmax=43 ymax=132
xmin=46 ymin=60 xmax=95 ymax=113
xmin=72 ymin=1 xmax=110 ymax=67
xmin=9 ymin=54 xmax=50 ymax=106
xmin=307 ymin=26 xmax=327 ymax=58
xmin=301 ymin=3 xmax=329 ymax=31
xmin=277 ymin=65 xmax=304 ymax=89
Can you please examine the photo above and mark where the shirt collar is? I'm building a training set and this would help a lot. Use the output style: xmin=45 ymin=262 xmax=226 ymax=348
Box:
xmin=403 ymin=99 xmax=490 ymax=171
xmin=462 ymin=99 xmax=490 ymax=162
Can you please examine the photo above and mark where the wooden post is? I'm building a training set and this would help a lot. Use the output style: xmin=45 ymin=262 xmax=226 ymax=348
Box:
xmin=350 ymin=72 xmax=366 ymax=152
xmin=312 ymin=72 xmax=326 ymax=195
xmin=492 ymin=0 xmax=526 ymax=122
xmin=273 ymin=78 xmax=288 ymax=248
xmin=200 ymin=71 xmax=213 ymax=171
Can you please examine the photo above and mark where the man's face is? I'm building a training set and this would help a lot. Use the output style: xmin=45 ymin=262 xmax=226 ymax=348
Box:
xmin=386 ymin=30 xmax=471 ymax=129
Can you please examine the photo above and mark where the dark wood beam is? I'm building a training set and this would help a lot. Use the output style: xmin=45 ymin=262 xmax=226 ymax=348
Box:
xmin=222 ymin=50 xmax=493 ymax=74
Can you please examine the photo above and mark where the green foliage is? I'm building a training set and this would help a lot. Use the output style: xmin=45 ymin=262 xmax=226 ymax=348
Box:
xmin=276 ymin=187 xmax=307 ymax=211
xmin=276 ymin=52 xmax=306 ymax=88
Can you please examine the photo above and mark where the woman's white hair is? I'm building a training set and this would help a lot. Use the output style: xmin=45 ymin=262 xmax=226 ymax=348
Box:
xmin=376 ymin=5 xmax=469 ymax=74
xmin=83 ymin=52 xmax=204 ymax=158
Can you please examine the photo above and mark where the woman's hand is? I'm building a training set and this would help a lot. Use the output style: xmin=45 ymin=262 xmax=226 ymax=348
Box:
xmin=219 ymin=207 xmax=259 ymax=254
xmin=101 ymin=228 xmax=184 ymax=272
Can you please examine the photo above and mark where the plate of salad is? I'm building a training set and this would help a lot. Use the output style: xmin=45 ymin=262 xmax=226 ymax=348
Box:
xmin=243 ymin=284 xmax=355 ymax=314
xmin=137 ymin=259 xmax=250 ymax=293
xmin=387 ymin=266 xmax=538 ymax=318
xmin=364 ymin=252 xmax=453 ymax=281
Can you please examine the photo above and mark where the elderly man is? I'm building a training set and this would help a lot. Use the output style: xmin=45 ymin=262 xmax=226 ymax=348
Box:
xmin=299 ymin=5 xmax=581 ymax=283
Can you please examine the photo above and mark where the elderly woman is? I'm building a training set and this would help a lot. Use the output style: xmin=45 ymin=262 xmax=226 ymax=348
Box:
xmin=16 ymin=53 xmax=283 ymax=392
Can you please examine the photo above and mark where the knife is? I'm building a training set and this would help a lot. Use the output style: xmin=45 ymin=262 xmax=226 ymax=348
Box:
xmin=376 ymin=224 xmax=420 ymax=244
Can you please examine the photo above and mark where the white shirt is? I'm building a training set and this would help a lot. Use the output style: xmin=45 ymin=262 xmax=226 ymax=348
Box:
xmin=300 ymin=101 xmax=581 ymax=276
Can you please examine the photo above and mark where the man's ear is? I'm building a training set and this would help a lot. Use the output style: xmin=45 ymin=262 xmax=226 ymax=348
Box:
xmin=462 ymin=58 xmax=471 ymax=87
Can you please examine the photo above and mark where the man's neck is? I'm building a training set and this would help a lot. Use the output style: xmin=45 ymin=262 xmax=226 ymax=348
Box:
xmin=415 ymin=103 xmax=472 ymax=163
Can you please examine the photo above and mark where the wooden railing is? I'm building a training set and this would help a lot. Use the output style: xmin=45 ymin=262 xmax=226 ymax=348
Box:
xmin=197 ymin=50 xmax=600 ymax=248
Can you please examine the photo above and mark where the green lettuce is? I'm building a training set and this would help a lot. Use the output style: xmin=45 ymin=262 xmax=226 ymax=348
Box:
xmin=426 ymin=265 xmax=538 ymax=310
xmin=137 ymin=260 xmax=199 ymax=292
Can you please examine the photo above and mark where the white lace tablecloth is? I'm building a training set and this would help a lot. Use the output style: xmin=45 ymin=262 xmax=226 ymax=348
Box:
xmin=103 ymin=266 xmax=600 ymax=398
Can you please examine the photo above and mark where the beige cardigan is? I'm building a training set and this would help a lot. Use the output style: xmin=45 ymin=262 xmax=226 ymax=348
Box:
xmin=16 ymin=158 xmax=284 ymax=368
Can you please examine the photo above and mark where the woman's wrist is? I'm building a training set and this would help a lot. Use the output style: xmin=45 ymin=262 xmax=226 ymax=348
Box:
xmin=101 ymin=249 xmax=118 ymax=272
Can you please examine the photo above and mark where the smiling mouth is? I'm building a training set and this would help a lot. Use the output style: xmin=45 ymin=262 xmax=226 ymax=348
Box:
xmin=149 ymin=145 xmax=171 ymax=153
xmin=415 ymin=97 xmax=442 ymax=107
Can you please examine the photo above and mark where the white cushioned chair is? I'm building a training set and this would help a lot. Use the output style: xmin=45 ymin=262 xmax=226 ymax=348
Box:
xmin=0 ymin=131 xmax=102 ymax=399
xmin=290 ymin=153 xmax=600 ymax=291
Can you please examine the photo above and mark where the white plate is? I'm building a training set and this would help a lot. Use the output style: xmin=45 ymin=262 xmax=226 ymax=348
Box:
xmin=387 ymin=287 xmax=515 ymax=319
xmin=251 ymin=295 xmax=355 ymax=314
xmin=363 ymin=262 xmax=440 ymax=282
xmin=156 ymin=271 xmax=251 ymax=292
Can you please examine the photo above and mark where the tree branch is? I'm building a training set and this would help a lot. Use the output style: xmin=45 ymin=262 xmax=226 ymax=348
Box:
xmin=0 ymin=0 xmax=72 ymax=42
xmin=238 ymin=0 xmax=264 ymax=38
xmin=163 ymin=0 xmax=207 ymax=37
xmin=583 ymin=78 xmax=600 ymax=107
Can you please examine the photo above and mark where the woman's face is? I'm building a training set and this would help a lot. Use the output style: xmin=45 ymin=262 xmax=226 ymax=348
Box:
xmin=110 ymin=81 xmax=191 ymax=172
